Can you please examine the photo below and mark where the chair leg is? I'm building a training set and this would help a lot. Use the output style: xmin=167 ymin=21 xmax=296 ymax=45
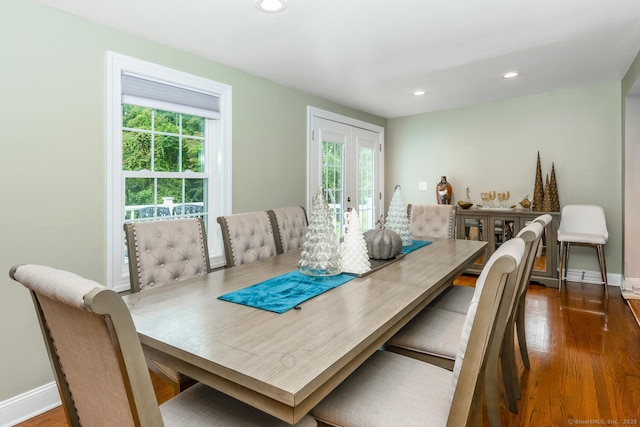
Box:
xmin=558 ymin=242 xmax=566 ymax=292
xmin=515 ymin=292 xmax=531 ymax=369
xmin=597 ymin=244 xmax=609 ymax=299
xmin=484 ymin=358 xmax=501 ymax=427
xmin=500 ymin=321 xmax=519 ymax=413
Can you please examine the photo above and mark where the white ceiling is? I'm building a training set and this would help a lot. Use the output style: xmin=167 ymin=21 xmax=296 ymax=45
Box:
xmin=37 ymin=0 xmax=640 ymax=118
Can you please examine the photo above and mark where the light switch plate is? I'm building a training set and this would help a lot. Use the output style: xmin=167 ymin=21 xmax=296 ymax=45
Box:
xmin=418 ymin=181 xmax=428 ymax=191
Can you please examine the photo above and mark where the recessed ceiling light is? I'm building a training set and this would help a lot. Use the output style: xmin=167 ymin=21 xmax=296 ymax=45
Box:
xmin=256 ymin=0 xmax=287 ymax=13
xmin=502 ymin=71 xmax=519 ymax=79
xmin=413 ymin=90 xmax=426 ymax=96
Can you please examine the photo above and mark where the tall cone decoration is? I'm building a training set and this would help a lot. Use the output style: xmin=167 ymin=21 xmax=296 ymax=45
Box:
xmin=385 ymin=185 xmax=413 ymax=246
xmin=549 ymin=163 xmax=560 ymax=212
xmin=298 ymin=188 xmax=342 ymax=276
xmin=542 ymin=174 xmax=553 ymax=212
xmin=341 ymin=209 xmax=371 ymax=275
xmin=532 ymin=151 xmax=544 ymax=212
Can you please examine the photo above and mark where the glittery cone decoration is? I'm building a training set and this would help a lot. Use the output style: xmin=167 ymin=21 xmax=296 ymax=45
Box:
xmin=549 ymin=163 xmax=560 ymax=212
xmin=542 ymin=174 xmax=553 ymax=212
xmin=532 ymin=151 xmax=544 ymax=212
xmin=298 ymin=188 xmax=342 ymax=276
xmin=385 ymin=185 xmax=413 ymax=246
xmin=341 ymin=209 xmax=371 ymax=275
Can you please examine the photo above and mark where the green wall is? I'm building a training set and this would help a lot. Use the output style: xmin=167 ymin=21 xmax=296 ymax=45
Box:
xmin=0 ymin=0 xmax=385 ymax=401
xmin=386 ymin=84 xmax=623 ymax=275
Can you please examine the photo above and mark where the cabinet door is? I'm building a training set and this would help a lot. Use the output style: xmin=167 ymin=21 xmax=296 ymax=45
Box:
xmin=458 ymin=214 xmax=487 ymax=268
xmin=492 ymin=215 xmax=518 ymax=251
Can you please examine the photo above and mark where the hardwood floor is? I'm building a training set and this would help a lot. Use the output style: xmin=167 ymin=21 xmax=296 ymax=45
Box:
xmin=15 ymin=280 xmax=640 ymax=426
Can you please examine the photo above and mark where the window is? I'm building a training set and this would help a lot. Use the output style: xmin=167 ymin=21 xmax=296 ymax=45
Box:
xmin=107 ymin=52 xmax=231 ymax=291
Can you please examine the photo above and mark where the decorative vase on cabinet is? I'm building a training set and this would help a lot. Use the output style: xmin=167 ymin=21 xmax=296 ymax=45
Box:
xmin=436 ymin=176 xmax=452 ymax=205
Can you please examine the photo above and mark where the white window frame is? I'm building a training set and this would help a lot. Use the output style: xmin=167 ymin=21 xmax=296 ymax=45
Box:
xmin=106 ymin=51 xmax=232 ymax=291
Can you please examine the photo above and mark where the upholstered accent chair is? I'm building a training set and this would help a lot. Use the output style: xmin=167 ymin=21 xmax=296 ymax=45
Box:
xmin=9 ymin=264 xmax=317 ymax=427
xmin=124 ymin=217 xmax=211 ymax=293
xmin=217 ymin=211 xmax=278 ymax=267
xmin=267 ymin=206 xmax=308 ymax=254
xmin=310 ymin=238 xmax=524 ymax=427
xmin=407 ymin=204 xmax=456 ymax=239
xmin=557 ymin=204 xmax=609 ymax=298
xmin=123 ymin=217 xmax=211 ymax=392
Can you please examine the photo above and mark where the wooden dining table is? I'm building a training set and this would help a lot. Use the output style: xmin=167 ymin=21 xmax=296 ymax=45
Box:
xmin=123 ymin=237 xmax=486 ymax=424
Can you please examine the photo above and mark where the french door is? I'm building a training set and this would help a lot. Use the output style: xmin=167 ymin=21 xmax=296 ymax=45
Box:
xmin=308 ymin=108 xmax=384 ymax=237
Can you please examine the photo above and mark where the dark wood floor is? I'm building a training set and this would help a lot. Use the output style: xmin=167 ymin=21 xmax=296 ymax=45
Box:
xmin=16 ymin=279 xmax=640 ymax=427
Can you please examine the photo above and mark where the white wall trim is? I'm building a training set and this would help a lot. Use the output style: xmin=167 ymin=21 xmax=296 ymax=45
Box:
xmin=564 ymin=268 xmax=622 ymax=288
xmin=623 ymin=277 xmax=640 ymax=292
xmin=0 ymin=382 xmax=60 ymax=427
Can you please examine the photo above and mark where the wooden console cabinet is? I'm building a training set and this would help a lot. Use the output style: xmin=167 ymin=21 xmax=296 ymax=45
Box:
xmin=455 ymin=208 xmax=560 ymax=287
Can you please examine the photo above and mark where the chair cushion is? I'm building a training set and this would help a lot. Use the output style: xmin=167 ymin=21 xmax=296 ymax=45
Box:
xmin=387 ymin=307 xmax=465 ymax=360
xmin=409 ymin=204 xmax=456 ymax=239
xmin=556 ymin=231 xmax=607 ymax=245
xmin=311 ymin=350 xmax=453 ymax=427
xmin=430 ymin=285 xmax=475 ymax=314
xmin=161 ymin=383 xmax=317 ymax=426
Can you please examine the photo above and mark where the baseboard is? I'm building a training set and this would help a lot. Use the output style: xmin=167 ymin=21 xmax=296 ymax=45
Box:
xmin=622 ymin=277 xmax=640 ymax=293
xmin=564 ymin=268 xmax=622 ymax=288
xmin=0 ymin=382 xmax=60 ymax=427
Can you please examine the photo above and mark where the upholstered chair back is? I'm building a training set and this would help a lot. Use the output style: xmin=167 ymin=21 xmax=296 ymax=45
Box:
xmin=448 ymin=238 xmax=524 ymax=425
xmin=9 ymin=264 xmax=164 ymax=426
xmin=217 ymin=211 xmax=278 ymax=267
xmin=408 ymin=204 xmax=456 ymax=239
xmin=124 ymin=217 xmax=211 ymax=292
xmin=268 ymin=206 xmax=308 ymax=254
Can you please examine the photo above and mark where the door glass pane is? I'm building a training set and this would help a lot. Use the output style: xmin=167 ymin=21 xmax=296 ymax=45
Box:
xmin=321 ymin=140 xmax=344 ymax=236
xmin=358 ymin=145 xmax=375 ymax=231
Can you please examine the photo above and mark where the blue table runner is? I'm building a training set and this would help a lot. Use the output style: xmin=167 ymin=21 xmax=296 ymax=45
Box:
xmin=401 ymin=240 xmax=432 ymax=254
xmin=218 ymin=270 xmax=356 ymax=314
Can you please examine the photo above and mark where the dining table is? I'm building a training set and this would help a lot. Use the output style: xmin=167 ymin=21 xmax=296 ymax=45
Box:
xmin=123 ymin=237 xmax=486 ymax=424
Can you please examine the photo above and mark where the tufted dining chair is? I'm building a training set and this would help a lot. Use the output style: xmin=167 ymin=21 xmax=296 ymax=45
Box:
xmin=8 ymin=264 xmax=317 ymax=427
xmin=407 ymin=204 xmax=456 ymax=239
xmin=557 ymin=204 xmax=609 ymax=298
xmin=123 ymin=217 xmax=211 ymax=393
xmin=267 ymin=206 xmax=308 ymax=254
xmin=217 ymin=211 xmax=278 ymax=267
xmin=123 ymin=217 xmax=211 ymax=293
xmin=310 ymin=238 xmax=524 ymax=427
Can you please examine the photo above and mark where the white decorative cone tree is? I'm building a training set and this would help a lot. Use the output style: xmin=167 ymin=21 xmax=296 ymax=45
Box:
xmin=298 ymin=188 xmax=343 ymax=276
xmin=341 ymin=209 xmax=371 ymax=275
xmin=385 ymin=185 xmax=413 ymax=246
